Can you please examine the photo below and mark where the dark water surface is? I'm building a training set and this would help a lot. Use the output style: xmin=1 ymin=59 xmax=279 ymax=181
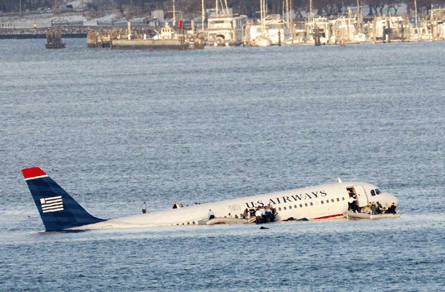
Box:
xmin=1 ymin=39 xmax=445 ymax=291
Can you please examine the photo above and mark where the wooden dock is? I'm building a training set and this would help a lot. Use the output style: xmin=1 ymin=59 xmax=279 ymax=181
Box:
xmin=111 ymin=38 xmax=204 ymax=50
xmin=87 ymin=23 xmax=204 ymax=50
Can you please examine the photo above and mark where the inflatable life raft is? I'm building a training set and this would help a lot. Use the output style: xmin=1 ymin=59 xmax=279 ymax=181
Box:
xmin=343 ymin=210 xmax=400 ymax=219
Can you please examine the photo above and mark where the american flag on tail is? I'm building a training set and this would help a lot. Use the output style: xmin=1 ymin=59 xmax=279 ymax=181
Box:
xmin=40 ymin=196 xmax=64 ymax=213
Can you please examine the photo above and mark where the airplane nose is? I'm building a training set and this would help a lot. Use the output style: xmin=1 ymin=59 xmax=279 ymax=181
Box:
xmin=388 ymin=193 xmax=399 ymax=206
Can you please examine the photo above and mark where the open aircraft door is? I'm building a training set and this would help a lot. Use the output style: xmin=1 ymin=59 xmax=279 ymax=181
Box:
xmin=354 ymin=185 xmax=368 ymax=207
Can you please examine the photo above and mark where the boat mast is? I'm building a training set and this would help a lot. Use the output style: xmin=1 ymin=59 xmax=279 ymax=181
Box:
xmin=289 ymin=0 xmax=294 ymax=42
xmin=260 ymin=0 xmax=266 ymax=32
xmin=309 ymin=0 xmax=313 ymax=23
xmin=173 ymin=0 xmax=176 ymax=26
xmin=286 ymin=0 xmax=289 ymax=28
xmin=224 ymin=0 xmax=229 ymax=15
xmin=357 ymin=0 xmax=362 ymax=33
xmin=414 ymin=0 xmax=418 ymax=28
xmin=202 ymin=0 xmax=205 ymax=29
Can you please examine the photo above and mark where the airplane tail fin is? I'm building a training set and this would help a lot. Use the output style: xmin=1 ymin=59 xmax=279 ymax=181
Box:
xmin=22 ymin=167 xmax=105 ymax=231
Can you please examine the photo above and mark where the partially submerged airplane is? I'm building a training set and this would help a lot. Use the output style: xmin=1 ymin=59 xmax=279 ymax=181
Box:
xmin=22 ymin=167 xmax=399 ymax=232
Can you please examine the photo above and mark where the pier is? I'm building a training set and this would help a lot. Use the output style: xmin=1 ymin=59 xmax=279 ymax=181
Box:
xmin=86 ymin=22 xmax=205 ymax=50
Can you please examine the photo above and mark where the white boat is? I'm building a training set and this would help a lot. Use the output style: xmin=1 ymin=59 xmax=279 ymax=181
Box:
xmin=152 ymin=24 xmax=177 ymax=40
xmin=343 ymin=210 xmax=400 ymax=220
xmin=255 ymin=36 xmax=272 ymax=47
xmin=245 ymin=0 xmax=288 ymax=47
xmin=205 ymin=2 xmax=247 ymax=47
xmin=247 ymin=20 xmax=288 ymax=46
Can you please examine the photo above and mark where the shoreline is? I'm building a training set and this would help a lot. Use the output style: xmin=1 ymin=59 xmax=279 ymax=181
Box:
xmin=0 ymin=33 xmax=87 ymax=39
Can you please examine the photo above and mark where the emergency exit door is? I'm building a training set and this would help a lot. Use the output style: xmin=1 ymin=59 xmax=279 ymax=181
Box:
xmin=354 ymin=185 xmax=368 ymax=207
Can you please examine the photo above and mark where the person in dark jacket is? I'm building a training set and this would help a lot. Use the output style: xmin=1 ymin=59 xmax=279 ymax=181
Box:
xmin=387 ymin=203 xmax=397 ymax=214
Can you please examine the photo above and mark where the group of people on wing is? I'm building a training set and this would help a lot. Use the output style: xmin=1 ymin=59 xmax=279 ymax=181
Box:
xmin=204 ymin=205 xmax=277 ymax=224
xmin=244 ymin=205 xmax=277 ymax=224
xmin=348 ymin=191 xmax=397 ymax=215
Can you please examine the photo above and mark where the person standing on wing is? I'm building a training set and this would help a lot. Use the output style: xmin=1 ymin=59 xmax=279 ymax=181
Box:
xmin=255 ymin=208 xmax=262 ymax=224
xmin=142 ymin=202 xmax=147 ymax=214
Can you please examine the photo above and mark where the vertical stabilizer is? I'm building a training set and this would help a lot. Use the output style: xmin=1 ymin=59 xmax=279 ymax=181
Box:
xmin=22 ymin=167 xmax=105 ymax=231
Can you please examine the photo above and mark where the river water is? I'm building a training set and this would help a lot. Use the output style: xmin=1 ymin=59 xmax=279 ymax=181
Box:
xmin=1 ymin=39 xmax=445 ymax=291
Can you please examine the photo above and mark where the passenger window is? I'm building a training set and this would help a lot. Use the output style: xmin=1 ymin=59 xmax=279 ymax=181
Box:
xmin=299 ymin=204 xmax=303 ymax=208
xmin=376 ymin=189 xmax=381 ymax=195
xmin=289 ymin=206 xmax=292 ymax=209
xmin=371 ymin=190 xmax=375 ymax=196
xmin=342 ymin=197 xmax=345 ymax=201
xmin=321 ymin=201 xmax=324 ymax=204
xmin=305 ymin=203 xmax=308 ymax=207
xmin=278 ymin=207 xmax=281 ymax=211
xmin=284 ymin=207 xmax=287 ymax=210
xmin=326 ymin=200 xmax=329 ymax=203
xmin=294 ymin=205 xmax=297 ymax=208
xmin=331 ymin=199 xmax=334 ymax=202
xmin=310 ymin=202 xmax=313 ymax=206
xmin=337 ymin=198 xmax=340 ymax=202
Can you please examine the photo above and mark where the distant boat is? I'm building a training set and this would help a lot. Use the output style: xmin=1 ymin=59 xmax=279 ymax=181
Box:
xmin=255 ymin=36 xmax=272 ymax=47
xmin=205 ymin=1 xmax=248 ymax=47
xmin=245 ymin=0 xmax=288 ymax=47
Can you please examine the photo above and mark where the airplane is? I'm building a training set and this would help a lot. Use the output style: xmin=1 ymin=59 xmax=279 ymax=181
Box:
xmin=22 ymin=167 xmax=399 ymax=232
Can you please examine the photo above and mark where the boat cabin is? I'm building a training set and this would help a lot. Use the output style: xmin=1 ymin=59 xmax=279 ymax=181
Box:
xmin=160 ymin=25 xmax=175 ymax=39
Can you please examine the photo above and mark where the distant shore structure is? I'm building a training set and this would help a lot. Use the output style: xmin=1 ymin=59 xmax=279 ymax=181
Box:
xmin=1 ymin=5 xmax=444 ymax=48
xmin=45 ymin=29 xmax=65 ymax=49
xmin=86 ymin=21 xmax=205 ymax=50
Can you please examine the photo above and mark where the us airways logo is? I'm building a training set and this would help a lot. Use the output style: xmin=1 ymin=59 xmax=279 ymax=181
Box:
xmin=40 ymin=196 xmax=64 ymax=213
xmin=245 ymin=190 xmax=328 ymax=208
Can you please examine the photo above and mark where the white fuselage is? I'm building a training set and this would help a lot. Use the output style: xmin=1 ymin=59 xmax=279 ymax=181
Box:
xmin=68 ymin=182 xmax=398 ymax=230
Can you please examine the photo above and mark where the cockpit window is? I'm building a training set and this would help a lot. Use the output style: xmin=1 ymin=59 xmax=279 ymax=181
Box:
xmin=376 ymin=189 xmax=381 ymax=195
xmin=371 ymin=190 xmax=375 ymax=196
